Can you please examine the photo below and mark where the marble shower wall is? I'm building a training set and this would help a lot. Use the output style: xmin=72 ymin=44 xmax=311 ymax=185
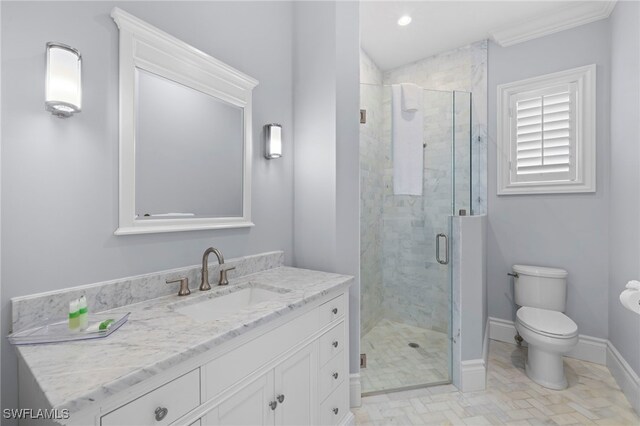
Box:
xmin=359 ymin=41 xmax=487 ymax=335
xmin=359 ymin=49 xmax=385 ymax=335
xmin=380 ymin=88 xmax=454 ymax=332
xmin=381 ymin=41 xmax=487 ymax=332
xmin=383 ymin=40 xmax=488 ymax=215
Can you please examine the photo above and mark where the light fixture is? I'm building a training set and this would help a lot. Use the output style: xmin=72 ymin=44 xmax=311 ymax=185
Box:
xmin=264 ymin=123 xmax=282 ymax=159
xmin=45 ymin=42 xmax=82 ymax=118
xmin=397 ymin=15 xmax=412 ymax=26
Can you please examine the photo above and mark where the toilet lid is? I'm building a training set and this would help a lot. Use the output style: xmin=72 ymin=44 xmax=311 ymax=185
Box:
xmin=517 ymin=307 xmax=578 ymax=338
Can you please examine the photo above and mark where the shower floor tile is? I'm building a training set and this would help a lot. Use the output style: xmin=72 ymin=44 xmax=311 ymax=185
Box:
xmin=361 ymin=319 xmax=449 ymax=394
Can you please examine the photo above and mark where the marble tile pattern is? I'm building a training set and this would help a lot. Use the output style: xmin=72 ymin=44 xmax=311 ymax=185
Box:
xmin=375 ymin=41 xmax=487 ymax=333
xmin=383 ymin=40 xmax=488 ymax=216
xmin=353 ymin=341 xmax=640 ymax=425
xmin=380 ymin=87 xmax=452 ymax=333
xmin=11 ymin=251 xmax=284 ymax=332
xmin=361 ymin=319 xmax=449 ymax=394
xmin=14 ymin=266 xmax=352 ymax=414
xmin=360 ymin=48 xmax=385 ymax=336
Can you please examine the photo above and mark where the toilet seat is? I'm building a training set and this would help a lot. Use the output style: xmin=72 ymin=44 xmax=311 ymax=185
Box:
xmin=516 ymin=307 xmax=578 ymax=339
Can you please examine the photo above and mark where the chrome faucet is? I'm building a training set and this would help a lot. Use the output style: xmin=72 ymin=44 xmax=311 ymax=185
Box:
xmin=200 ymin=247 xmax=225 ymax=291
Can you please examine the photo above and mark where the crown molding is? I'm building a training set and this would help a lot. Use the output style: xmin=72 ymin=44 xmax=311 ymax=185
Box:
xmin=490 ymin=1 xmax=617 ymax=47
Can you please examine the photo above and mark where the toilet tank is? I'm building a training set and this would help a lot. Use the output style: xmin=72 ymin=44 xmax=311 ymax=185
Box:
xmin=512 ymin=264 xmax=568 ymax=312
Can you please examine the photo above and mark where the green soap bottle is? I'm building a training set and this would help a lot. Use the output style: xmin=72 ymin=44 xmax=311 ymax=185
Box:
xmin=78 ymin=296 xmax=88 ymax=330
xmin=69 ymin=299 xmax=80 ymax=332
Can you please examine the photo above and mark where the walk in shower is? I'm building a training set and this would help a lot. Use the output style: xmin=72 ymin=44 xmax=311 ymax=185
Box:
xmin=360 ymin=83 xmax=472 ymax=394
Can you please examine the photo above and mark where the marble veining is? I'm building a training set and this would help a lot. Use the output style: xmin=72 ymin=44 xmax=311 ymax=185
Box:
xmin=11 ymin=251 xmax=284 ymax=332
xmin=14 ymin=265 xmax=352 ymax=415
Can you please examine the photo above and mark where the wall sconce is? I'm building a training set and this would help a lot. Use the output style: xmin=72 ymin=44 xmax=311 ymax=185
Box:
xmin=264 ymin=124 xmax=282 ymax=159
xmin=45 ymin=42 xmax=82 ymax=118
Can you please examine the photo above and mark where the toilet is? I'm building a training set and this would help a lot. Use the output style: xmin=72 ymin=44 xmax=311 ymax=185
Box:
xmin=512 ymin=264 xmax=578 ymax=390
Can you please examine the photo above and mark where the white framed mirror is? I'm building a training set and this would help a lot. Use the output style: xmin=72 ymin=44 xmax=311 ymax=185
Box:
xmin=111 ymin=8 xmax=258 ymax=235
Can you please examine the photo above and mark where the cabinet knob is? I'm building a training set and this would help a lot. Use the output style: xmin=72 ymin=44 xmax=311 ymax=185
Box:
xmin=154 ymin=407 xmax=168 ymax=421
xmin=332 ymin=407 xmax=339 ymax=415
xmin=277 ymin=394 xmax=285 ymax=403
xmin=332 ymin=340 xmax=339 ymax=348
xmin=332 ymin=372 xmax=339 ymax=379
xmin=332 ymin=307 xmax=338 ymax=314
xmin=269 ymin=400 xmax=278 ymax=410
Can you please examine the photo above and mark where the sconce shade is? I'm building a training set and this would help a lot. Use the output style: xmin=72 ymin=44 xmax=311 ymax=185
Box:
xmin=45 ymin=42 xmax=82 ymax=117
xmin=264 ymin=123 xmax=282 ymax=159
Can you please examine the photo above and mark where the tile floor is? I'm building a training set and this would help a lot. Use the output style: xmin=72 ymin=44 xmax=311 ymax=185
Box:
xmin=353 ymin=340 xmax=639 ymax=425
xmin=361 ymin=319 xmax=449 ymax=394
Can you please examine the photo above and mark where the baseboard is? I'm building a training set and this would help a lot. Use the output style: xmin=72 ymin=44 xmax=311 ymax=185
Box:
xmin=570 ymin=334 xmax=608 ymax=365
xmin=459 ymin=319 xmax=490 ymax=393
xmin=489 ymin=317 xmax=521 ymax=346
xmin=488 ymin=317 xmax=607 ymax=365
xmin=349 ymin=373 xmax=361 ymax=407
xmin=460 ymin=359 xmax=486 ymax=392
xmin=607 ymin=341 xmax=640 ymax=414
xmin=482 ymin=319 xmax=490 ymax=367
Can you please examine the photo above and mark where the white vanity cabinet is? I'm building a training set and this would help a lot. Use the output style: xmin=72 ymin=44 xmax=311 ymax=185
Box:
xmin=86 ymin=290 xmax=351 ymax=426
xmin=203 ymin=342 xmax=317 ymax=425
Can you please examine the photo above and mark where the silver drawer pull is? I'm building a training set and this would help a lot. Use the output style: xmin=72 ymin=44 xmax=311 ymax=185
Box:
xmin=332 ymin=308 xmax=338 ymax=314
xmin=332 ymin=372 xmax=339 ymax=379
xmin=154 ymin=407 xmax=168 ymax=422
xmin=332 ymin=340 xmax=339 ymax=348
xmin=277 ymin=394 xmax=285 ymax=403
xmin=269 ymin=400 xmax=277 ymax=410
xmin=332 ymin=407 xmax=339 ymax=415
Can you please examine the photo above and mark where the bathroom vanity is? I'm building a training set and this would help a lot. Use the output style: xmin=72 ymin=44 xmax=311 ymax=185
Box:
xmin=13 ymin=260 xmax=353 ymax=426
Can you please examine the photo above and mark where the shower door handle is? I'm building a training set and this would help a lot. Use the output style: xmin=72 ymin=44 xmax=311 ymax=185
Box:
xmin=436 ymin=233 xmax=449 ymax=265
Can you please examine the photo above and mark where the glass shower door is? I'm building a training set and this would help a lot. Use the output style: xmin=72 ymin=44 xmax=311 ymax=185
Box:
xmin=359 ymin=84 xmax=472 ymax=395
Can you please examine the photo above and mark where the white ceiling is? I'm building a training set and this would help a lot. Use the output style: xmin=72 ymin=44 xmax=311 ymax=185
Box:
xmin=360 ymin=1 xmax=613 ymax=71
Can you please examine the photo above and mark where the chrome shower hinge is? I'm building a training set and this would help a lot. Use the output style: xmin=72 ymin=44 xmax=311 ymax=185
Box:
xmin=360 ymin=353 xmax=367 ymax=368
xmin=360 ymin=109 xmax=367 ymax=124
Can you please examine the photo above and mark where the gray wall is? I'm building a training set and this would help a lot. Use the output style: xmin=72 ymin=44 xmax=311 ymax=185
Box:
xmin=293 ymin=0 xmax=361 ymax=377
xmin=487 ymin=19 xmax=611 ymax=338
xmin=1 ymin=1 xmax=294 ymax=420
xmin=334 ymin=1 xmax=361 ymax=377
xmin=609 ymin=0 xmax=640 ymax=377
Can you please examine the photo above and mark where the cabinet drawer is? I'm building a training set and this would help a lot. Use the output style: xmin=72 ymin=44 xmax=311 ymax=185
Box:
xmin=319 ymin=293 xmax=346 ymax=328
xmin=319 ymin=321 xmax=345 ymax=366
xmin=319 ymin=379 xmax=348 ymax=426
xmin=319 ymin=350 xmax=346 ymax=401
xmin=101 ymin=369 xmax=200 ymax=426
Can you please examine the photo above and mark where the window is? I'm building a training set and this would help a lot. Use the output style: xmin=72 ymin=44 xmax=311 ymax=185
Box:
xmin=497 ymin=65 xmax=596 ymax=194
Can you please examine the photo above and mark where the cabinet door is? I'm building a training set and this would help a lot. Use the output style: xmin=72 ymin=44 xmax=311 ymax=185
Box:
xmin=205 ymin=371 xmax=275 ymax=426
xmin=274 ymin=342 xmax=318 ymax=425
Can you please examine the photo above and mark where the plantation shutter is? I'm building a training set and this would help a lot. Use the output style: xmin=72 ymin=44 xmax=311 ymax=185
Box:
xmin=510 ymin=84 xmax=577 ymax=183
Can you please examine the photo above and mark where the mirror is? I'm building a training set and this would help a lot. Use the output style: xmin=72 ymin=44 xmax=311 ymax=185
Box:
xmin=112 ymin=8 xmax=258 ymax=235
xmin=135 ymin=69 xmax=244 ymax=219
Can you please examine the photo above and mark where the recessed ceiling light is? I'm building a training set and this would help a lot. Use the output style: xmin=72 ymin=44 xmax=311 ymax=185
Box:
xmin=397 ymin=15 xmax=412 ymax=26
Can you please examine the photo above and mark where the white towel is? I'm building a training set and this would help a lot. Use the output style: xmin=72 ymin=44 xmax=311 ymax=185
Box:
xmin=620 ymin=289 xmax=640 ymax=315
xmin=401 ymin=83 xmax=422 ymax=112
xmin=392 ymin=84 xmax=424 ymax=196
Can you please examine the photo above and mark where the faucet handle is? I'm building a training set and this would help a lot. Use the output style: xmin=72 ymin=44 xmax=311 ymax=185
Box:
xmin=167 ymin=277 xmax=191 ymax=296
xmin=218 ymin=266 xmax=236 ymax=286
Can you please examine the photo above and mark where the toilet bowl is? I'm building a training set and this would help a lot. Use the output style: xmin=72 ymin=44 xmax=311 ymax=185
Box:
xmin=511 ymin=264 xmax=578 ymax=390
xmin=515 ymin=306 xmax=578 ymax=389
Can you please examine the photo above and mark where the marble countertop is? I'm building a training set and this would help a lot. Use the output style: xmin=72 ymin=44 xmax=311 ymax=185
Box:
xmin=15 ymin=266 xmax=352 ymax=414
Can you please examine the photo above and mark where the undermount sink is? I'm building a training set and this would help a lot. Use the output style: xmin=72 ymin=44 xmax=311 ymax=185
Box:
xmin=173 ymin=286 xmax=286 ymax=322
